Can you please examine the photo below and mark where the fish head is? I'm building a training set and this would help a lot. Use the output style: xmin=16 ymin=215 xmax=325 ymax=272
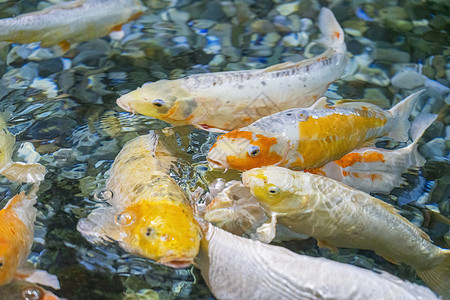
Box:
xmin=242 ymin=166 xmax=306 ymax=213
xmin=203 ymin=180 xmax=266 ymax=235
xmin=115 ymin=199 xmax=201 ymax=268
xmin=0 ymin=280 xmax=61 ymax=300
xmin=116 ymin=80 xmax=194 ymax=123
xmin=207 ymin=130 xmax=285 ymax=171
xmin=78 ymin=200 xmax=202 ymax=268
xmin=0 ymin=241 xmax=17 ymax=286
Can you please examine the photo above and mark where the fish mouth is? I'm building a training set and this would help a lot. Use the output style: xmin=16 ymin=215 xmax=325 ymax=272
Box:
xmin=207 ymin=157 xmax=226 ymax=169
xmin=116 ymin=95 xmax=135 ymax=113
xmin=160 ymin=258 xmax=194 ymax=269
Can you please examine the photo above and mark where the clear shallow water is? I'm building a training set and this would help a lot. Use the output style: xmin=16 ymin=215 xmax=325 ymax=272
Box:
xmin=0 ymin=0 xmax=449 ymax=299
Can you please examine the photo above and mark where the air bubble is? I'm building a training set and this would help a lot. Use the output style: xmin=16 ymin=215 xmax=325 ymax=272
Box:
xmin=94 ymin=190 xmax=113 ymax=201
xmin=116 ymin=212 xmax=135 ymax=226
xmin=22 ymin=288 xmax=42 ymax=300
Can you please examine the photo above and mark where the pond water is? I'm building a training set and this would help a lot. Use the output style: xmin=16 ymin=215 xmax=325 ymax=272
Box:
xmin=0 ymin=0 xmax=449 ymax=299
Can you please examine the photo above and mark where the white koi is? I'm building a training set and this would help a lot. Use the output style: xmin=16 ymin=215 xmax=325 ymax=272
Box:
xmin=117 ymin=7 xmax=346 ymax=132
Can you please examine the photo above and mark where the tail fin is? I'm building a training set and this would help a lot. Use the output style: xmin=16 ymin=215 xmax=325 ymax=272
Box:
xmin=0 ymin=162 xmax=46 ymax=183
xmin=416 ymin=249 xmax=450 ymax=298
xmin=318 ymin=7 xmax=346 ymax=53
xmin=405 ymin=113 xmax=437 ymax=167
xmin=410 ymin=113 xmax=437 ymax=143
xmin=387 ymin=90 xmax=424 ymax=142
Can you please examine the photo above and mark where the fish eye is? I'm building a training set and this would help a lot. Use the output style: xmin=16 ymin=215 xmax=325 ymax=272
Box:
xmin=0 ymin=260 xmax=3 ymax=268
xmin=248 ymin=146 xmax=260 ymax=157
xmin=116 ymin=212 xmax=135 ymax=226
xmin=21 ymin=287 xmax=43 ymax=300
xmin=145 ymin=227 xmax=155 ymax=237
xmin=268 ymin=186 xmax=280 ymax=194
xmin=152 ymin=99 xmax=165 ymax=107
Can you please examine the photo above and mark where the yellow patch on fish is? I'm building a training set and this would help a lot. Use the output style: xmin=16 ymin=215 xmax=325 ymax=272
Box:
xmin=118 ymin=199 xmax=201 ymax=267
xmin=294 ymin=111 xmax=387 ymax=169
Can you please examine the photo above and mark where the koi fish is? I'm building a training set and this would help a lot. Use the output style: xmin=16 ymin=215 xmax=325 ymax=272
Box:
xmin=199 ymin=179 xmax=308 ymax=243
xmin=0 ymin=279 xmax=63 ymax=300
xmin=77 ymin=132 xmax=202 ymax=268
xmin=0 ymin=118 xmax=46 ymax=183
xmin=0 ymin=189 xmax=36 ymax=286
xmin=306 ymin=113 xmax=438 ymax=194
xmin=242 ymin=166 xmax=450 ymax=297
xmin=208 ymin=91 xmax=422 ymax=171
xmin=116 ymin=7 xmax=346 ymax=132
xmin=196 ymin=223 xmax=439 ymax=300
xmin=0 ymin=0 xmax=146 ymax=51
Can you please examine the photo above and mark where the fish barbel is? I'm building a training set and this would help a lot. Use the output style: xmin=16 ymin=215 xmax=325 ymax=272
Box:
xmin=306 ymin=113 xmax=437 ymax=194
xmin=196 ymin=223 xmax=438 ymax=300
xmin=116 ymin=7 xmax=346 ymax=132
xmin=208 ymin=91 xmax=422 ymax=171
xmin=242 ymin=166 xmax=450 ymax=297
xmin=0 ymin=118 xmax=46 ymax=183
xmin=77 ymin=132 xmax=202 ymax=268
xmin=0 ymin=190 xmax=37 ymax=286
xmin=0 ymin=0 xmax=146 ymax=50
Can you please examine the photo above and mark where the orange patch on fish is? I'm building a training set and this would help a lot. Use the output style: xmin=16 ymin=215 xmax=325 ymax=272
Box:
xmin=295 ymin=111 xmax=387 ymax=169
xmin=334 ymin=152 xmax=385 ymax=168
xmin=305 ymin=167 xmax=326 ymax=176
xmin=0 ymin=195 xmax=31 ymax=285
xmin=222 ymin=130 xmax=283 ymax=170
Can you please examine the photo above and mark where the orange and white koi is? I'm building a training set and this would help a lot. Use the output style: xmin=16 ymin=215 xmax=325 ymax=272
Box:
xmin=77 ymin=132 xmax=202 ymax=268
xmin=0 ymin=117 xmax=45 ymax=183
xmin=306 ymin=113 xmax=437 ymax=194
xmin=242 ymin=166 xmax=450 ymax=297
xmin=0 ymin=0 xmax=146 ymax=51
xmin=116 ymin=7 xmax=346 ymax=132
xmin=197 ymin=223 xmax=439 ymax=300
xmin=208 ymin=91 xmax=422 ymax=171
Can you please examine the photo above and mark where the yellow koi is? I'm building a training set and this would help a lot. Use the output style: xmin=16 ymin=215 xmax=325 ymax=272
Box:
xmin=0 ymin=118 xmax=46 ymax=183
xmin=208 ymin=91 xmax=422 ymax=171
xmin=77 ymin=132 xmax=202 ymax=268
xmin=117 ymin=8 xmax=346 ymax=132
xmin=306 ymin=113 xmax=437 ymax=193
xmin=242 ymin=166 xmax=450 ymax=297
xmin=0 ymin=0 xmax=146 ymax=51
xmin=197 ymin=223 xmax=439 ymax=300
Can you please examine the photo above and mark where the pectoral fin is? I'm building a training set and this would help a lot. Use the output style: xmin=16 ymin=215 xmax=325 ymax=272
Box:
xmin=0 ymin=162 xmax=46 ymax=183
xmin=256 ymin=214 xmax=277 ymax=243
xmin=317 ymin=240 xmax=338 ymax=253
xmin=375 ymin=251 xmax=400 ymax=265
xmin=15 ymin=269 xmax=61 ymax=290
